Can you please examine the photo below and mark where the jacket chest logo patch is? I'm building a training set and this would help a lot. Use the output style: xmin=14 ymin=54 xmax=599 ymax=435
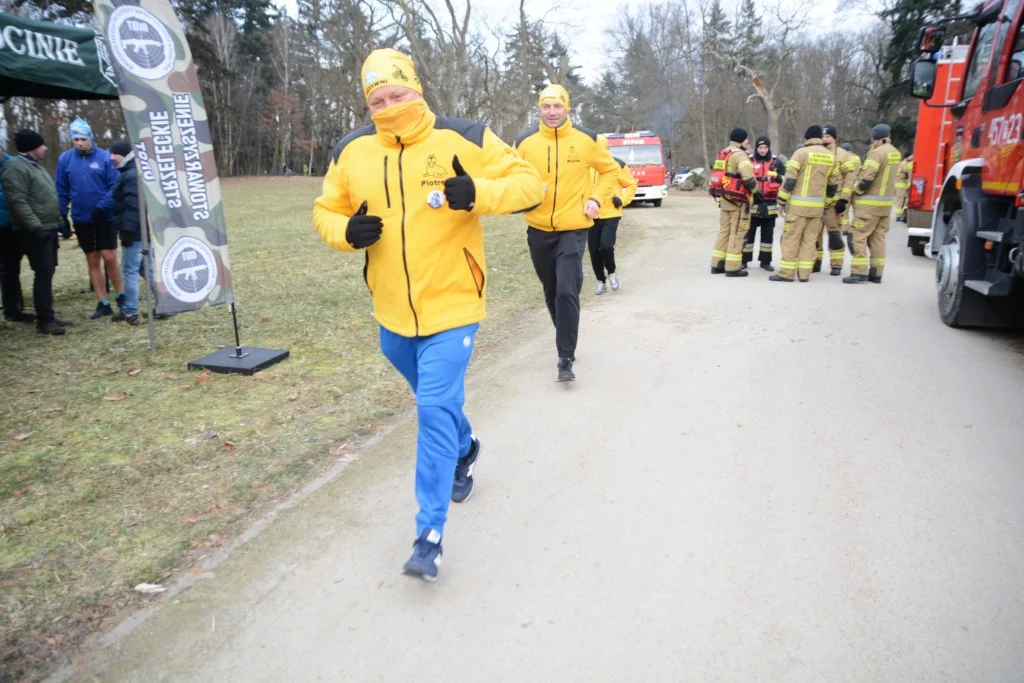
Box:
xmin=90 ymin=162 xmax=100 ymax=169
xmin=427 ymin=190 xmax=445 ymax=209
xmin=567 ymin=146 xmax=581 ymax=163
xmin=422 ymin=154 xmax=447 ymax=187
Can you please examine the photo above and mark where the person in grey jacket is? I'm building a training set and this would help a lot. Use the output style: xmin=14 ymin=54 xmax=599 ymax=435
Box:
xmin=0 ymin=130 xmax=72 ymax=335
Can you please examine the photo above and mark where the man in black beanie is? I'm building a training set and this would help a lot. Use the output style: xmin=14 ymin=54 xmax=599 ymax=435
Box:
xmin=772 ymin=125 xmax=841 ymax=282
xmin=743 ymin=135 xmax=785 ymax=270
xmin=0 ymin=130 xmax=71 ymax=334
xmin=845 ymin=123 xmax=901 ymax=284
xmin=709 ymin=127 xmax=757 ymax=276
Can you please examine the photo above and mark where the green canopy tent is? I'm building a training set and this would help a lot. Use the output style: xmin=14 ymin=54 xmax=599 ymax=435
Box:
xmin=0 ymin=12 xmax=118 ymax=100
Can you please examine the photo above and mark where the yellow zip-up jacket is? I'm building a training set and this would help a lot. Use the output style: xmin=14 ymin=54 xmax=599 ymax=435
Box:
xmin=777 ymin=138 xmax=841 ymax=217
xmin=514 ymin=120 xmax=620 ymax=231
xmin=314 ymin=108 xmax=544 ymax=337
xmin=591 ymin=158 xmax=638 ymax=219
xmin=854 ymin=140 xmax=902 ymax=217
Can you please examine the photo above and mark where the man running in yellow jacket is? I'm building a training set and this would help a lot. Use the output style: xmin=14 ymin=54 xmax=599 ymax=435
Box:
xmin=314 ymin=49 xmax=544 ymax=581
xmin=514 ymin=84 xmax=619 ymax=381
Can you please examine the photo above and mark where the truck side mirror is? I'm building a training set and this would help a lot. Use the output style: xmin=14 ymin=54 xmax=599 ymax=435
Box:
xmin=911 ymin=59 xmax=938 ymax=100
xmin=917 ymin=26 xmax=946 ymax=53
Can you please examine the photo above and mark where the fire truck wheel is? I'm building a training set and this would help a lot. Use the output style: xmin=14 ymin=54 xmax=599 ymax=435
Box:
xmin=910 ymin=240 xmax=927 ymax=257
xmin=936 ymin=209 xmax=983 ymax=327
xmin=652 ymin=199 xmax=663 ymax=207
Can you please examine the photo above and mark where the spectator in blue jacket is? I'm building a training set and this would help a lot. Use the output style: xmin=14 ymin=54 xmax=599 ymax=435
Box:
xmin=55 ymin=117 xmax=123 ymax=319
xmin=108 ymin=140 xmax=142 ymax=326
xmin=0 ymin=148 xmax=33 ymax=323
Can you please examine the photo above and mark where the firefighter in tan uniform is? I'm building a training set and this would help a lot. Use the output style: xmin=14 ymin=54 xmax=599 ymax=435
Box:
xmin=839 ymin=142 xmax=860 ymax=251
xmin=895 ymin=153 xmax=913 ymax=222
xmin=815 ymin=125 xmax=855 ymax=276
xmin=710 ymin=128 xmax=757 ymax=277
xmin=770 ymin=125 xmax=841 ymax=282
xmin=844 ymin=123 xmax=902 ymax=284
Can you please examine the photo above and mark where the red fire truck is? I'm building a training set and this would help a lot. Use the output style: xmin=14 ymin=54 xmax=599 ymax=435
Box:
xmin=907 ymin=45 xmax=968 ymax=256
xmin=911 ymin=5 xmax=1024 ymax=327
xmin=604 ymin=131 xmax=668 ymax=207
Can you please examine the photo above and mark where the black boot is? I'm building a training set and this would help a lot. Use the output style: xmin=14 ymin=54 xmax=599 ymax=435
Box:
xmin=725 ymin=269 xmax=749 ymax=277
xmin=90 ymin=301 xmax=113 ymax=319
xmin=768 ymin=274 xmax=793 ymax=282
xmin=760 ymin=262 xmax=775 ymax=272
xmin=710 ymin=260 xmax=725 ymax=274
xmin=867 ymin=267 xmax=882 ymax=284
xmin=830 ymin=267 xmax=842 ymax=276
xmin=812 ymin=259 xmax=822 ymax=273
xmin=36 ymin=320 xmax=66 ymax=335
xmin=4 ymin=311 xmax=35 ymax=324
xmin=557 ymin=357 xmax=575 ymax=382
xmin=843 ymin=274 xmax=867 ymax=284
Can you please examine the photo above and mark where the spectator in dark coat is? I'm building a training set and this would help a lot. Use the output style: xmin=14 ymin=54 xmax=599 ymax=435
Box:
xmin=109 ymin=140 xmax=142 ymax=326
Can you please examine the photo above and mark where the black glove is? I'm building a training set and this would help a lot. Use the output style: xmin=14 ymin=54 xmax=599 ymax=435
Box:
xmin=444 ymin=155 xmax=475 ymax=211
xmin=119 ymin=230 xmax=135 ymax=248
xmin=857 ymin=178 xmax=871 ymax=194
xmin=612 ymin=196 xmax=623 ymax=208
xmin=59 ymin=216 xmax=72 ymax=239
xmin=834 ymin=199 xmax=848 ymax=214
xmin=346 ymin=201 xmax=383 ymax=249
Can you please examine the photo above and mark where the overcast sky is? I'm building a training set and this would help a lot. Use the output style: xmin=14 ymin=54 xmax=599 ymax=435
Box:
xmin=278 ymin=0 xmax=881 ymax=84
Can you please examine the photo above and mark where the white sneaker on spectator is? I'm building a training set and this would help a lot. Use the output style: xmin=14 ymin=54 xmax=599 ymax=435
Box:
xmin=595 ymin=281 xmax=607 ymax=295
xmin=609 ymin=273 xmax=621 ymax=291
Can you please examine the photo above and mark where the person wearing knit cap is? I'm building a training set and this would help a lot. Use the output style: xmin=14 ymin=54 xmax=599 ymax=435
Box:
xmin=0 ymin=140 xmax=29 ymax=323
xmin=743 ymin=134 xmax=785 ymax=271
xmin=513 ymin=83 xmax=621 ymax=381
xmin=845 ymin=123 xmax=901 ymax=284
xmin=710 ymin=127 xmax=757 ymax=276
xmin=108 ymin=140 xmax=144 ymax=326
xmin=0 ymin=130 xmax=73 ymax=334
xmin=55 ymin=117 xmax=123 ymax=319
xmin=815 ymin=125 xmax=856 ymax=276
xmin=771 ymin=125 xmax=841 ymax=282
xmin=314 ymin=48 xmax=544 ymax=582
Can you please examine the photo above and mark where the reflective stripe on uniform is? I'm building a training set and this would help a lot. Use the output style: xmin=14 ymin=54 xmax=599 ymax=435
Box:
xmin=870 ymin=258 xmax=886 ymax=266
xmin=711 ymin=249 xmax=726 ymax=258
xmin=759 ymin=242 xmax=772 ymax=250
xmin=725 ymin=253 xmax=743 ymax=262
xmin=851 ymin=257 xmax=869 ymax=266
xmin=788 ymin=195 xmax=825 ymax=207
xmin=863 ymin=159 xmax=880 ymax=170
xmin=779 ymin=260 xmax=797 ymax=269
xmin=797 ymin=260 xmax=815 ymax=269
xmin=855 ymin=195 xmax=894 ymax=206
xmin=786 ymin=160 xmax=802 ymax=171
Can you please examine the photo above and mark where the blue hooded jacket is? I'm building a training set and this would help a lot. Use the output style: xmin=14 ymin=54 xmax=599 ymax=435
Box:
xmin=55 ymin=142 xmax=118 ymax=223
xmin=0 ymin=152 xmax=11 ymax=229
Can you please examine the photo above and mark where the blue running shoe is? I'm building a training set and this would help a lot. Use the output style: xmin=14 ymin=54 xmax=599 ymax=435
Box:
xmin=403 ymin=529 xmax=442 ymax=582
xmin=451 ymin=436 xmax=481 ymax=503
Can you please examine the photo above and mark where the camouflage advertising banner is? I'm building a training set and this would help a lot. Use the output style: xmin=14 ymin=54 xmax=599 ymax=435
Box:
xmin=92 ymin=0 xmax=232 ymax=314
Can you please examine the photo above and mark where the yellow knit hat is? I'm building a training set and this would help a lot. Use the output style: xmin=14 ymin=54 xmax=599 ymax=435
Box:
xmin=538 ymin=84 xmax=570 ymax=109
xmin=361 ymin=49 xmax=423 ymax=100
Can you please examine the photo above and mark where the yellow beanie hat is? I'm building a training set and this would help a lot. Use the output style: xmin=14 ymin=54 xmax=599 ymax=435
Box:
xmin=538 ymin=84 xmax=570 ymax=109
xmin=361 ymin=49 xmax=423 ymax=100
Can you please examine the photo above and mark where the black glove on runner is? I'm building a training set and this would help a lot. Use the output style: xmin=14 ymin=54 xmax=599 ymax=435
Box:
xmin=612 ymin=196 xmax=622 ymax=208
xmin=59 ymin=217 xmax=72 ymax=239
xmin=834 ymin=199 xmax=848 ymax=214
xmin=444 ymin=155 xmax=475 ymax=211
xmin=346 ymin=201 xmax=383 ymax=249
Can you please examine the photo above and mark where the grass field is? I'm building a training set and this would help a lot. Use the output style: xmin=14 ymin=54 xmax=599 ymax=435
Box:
xmin=0 ymin=177 xmax=545 ymax=679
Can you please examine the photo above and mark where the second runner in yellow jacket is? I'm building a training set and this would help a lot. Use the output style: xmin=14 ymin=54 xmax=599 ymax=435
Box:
xmin=590 ymin=135 xmax=637 ymax=295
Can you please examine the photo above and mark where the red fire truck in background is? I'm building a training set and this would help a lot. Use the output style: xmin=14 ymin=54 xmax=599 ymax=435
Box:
xmin=906 ymin=45 xmax=968 ymax=256
xmin=604 ymin=131 xmax=668 ymax=207
xmin=910 ymin=4 xmax=1024 ymax=327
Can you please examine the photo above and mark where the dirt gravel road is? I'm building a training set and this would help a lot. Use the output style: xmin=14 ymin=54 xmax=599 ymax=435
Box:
xmin=64 ymin=194 xmax=1024 ymax=683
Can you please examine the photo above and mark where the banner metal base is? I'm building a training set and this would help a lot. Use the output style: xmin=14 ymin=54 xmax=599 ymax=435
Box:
xmin=187 ymin=347 xmax=289 ymax=376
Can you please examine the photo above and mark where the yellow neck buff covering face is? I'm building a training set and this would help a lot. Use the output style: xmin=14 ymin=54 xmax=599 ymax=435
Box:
xmin=371 ymin=99 xmax=433 ymax=142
